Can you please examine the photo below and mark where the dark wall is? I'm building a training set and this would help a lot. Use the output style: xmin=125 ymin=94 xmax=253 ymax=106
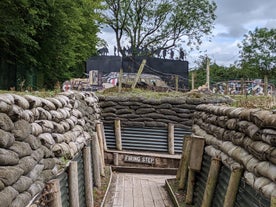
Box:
xmin=86 ymin=56 xmax=189 ymax=89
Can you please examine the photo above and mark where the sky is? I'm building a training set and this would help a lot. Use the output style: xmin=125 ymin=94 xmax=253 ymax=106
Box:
xmin=100 ymin=0 xmax=276 ymax=68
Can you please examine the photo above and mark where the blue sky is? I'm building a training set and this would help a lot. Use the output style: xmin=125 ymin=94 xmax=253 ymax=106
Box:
xmin=100 ymin=0 xmax=276 ymax=68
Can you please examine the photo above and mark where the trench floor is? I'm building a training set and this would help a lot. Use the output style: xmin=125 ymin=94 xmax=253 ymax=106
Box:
xmin=103 ymin=173 xmax=175 ymax=207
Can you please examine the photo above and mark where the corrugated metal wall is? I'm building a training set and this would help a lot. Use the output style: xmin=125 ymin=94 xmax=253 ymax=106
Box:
xmin=121 ymin=127 xmax=168 ymax=152
xmin=104 ymin=124 xmax=191 ymax=153
xmin=193 ymin=154 xmax=212 ymax=207
xmin=174 ymin=128 xmax=192 ymax=153
xmin=235 ymin=178 xmax=271 ymax=207
xmin=74 ymin=152 xmax=86 ymax=207
xmin=58 ymin=172 xmax=70 ymax=207
xmin=211 ymin=165 xmax=231 ymax=207
xmin=104 ymin=125 xmax=116 ymax=149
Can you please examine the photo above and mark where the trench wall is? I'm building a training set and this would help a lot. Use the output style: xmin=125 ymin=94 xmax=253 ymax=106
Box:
xmin=0 ymin=92 xmax=100 ymax=207
xmin=192 ymin=104 xmax=276 ymax=205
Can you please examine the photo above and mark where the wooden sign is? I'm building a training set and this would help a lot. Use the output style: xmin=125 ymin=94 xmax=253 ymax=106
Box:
xmin=124 ymin=155 xmax=155 ymax=164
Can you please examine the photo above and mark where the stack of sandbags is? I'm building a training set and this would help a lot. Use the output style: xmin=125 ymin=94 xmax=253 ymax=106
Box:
xmin=0 ymin=91 xmax=101 ymax=207
xmin=193 ymin=104 xmax=276 ymax=198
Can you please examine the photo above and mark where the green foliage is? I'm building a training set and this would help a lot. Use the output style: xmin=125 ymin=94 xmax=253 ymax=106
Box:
xmin=103 ymin=0 xmax=216 ymax=56
xmin=0 ymin=0 xmax=102 ymax=89
xmin=238 ymin=27 xmax=276 ymax=75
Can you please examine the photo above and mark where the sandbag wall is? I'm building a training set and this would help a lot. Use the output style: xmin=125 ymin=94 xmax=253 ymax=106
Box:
xmin=0 ymin=92 xmax=100 ymax=207
xmin=193 ymin=104 xmax=276 ymax=202
xmin=99 ymin=95 xmax=230 ymax=128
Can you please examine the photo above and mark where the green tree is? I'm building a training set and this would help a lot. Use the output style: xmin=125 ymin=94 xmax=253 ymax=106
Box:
xmin=238 ymin=27 xmax=276 ymax=95
xmin=103 ymin=0 xmax=216 ymax=56
xmin=0 ymin=0 xmax=102 ymax=90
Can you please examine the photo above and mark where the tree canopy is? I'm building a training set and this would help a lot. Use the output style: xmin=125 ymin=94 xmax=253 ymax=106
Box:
xmin=238 ymin=27 xmax=276 ymax=75
xmin=0 ymin=0 xmax=102 ymax=89
xmin=103 ymin=0 xmax=217 ymax=56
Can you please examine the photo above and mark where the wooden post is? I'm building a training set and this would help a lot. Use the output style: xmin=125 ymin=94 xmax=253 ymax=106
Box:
xmin=114 ymin=152 xmax=119 ymax=166
xmin=175 ymin=75 xmax=179 ymax=91
xmin=131 ymin=59 xmax=147 ymax=89
xmin=189 ymin=136 xmax=205 ymax=171
xmin=192 ymin=72 xmax=195 ymax=90
xmin=83 ymin=147 xmax=94 ymax=207
xmin=48 ymin=179 xmax=62 ymax=207
xmin=91 ymin=136 xmax=101 ymax=187
xmin=69 ymin=161 xmax=79 ymax=207
xmin=168 ymin=123 xmax=175 ymax=155
xmin=96 ymin=123 xmax=105 ymax=168
xmin=178 ymin=136 xmax=192 ymax=190
xmin=201 ymin=158 xmax=221 ymax=207
xmin=114 ymin=119 xmax=122 ymax=151
xmin=223 ymin=168 xmax=243 ymax=207
xmin=176 ymin=137 xmax=187 ymax=180
xmin=118 ymin=68 xmax=123 ymax=93
xmin=206 ymin=57 xmax=210 ymax=90
xmin=185 ymin=168 xmax=195 ymax=205
xmin=100 ymin=122 xmax=107 ymax=151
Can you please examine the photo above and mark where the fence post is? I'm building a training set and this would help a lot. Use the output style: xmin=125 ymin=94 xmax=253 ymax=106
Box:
xmin=69 ymin=161 xmax=79 ymax=207
xmin=96 ymin=123 xmax=105 ymax=168
xmin=168 ymin=123 xmax=174 ymax=155
xmin=91 ymin=135 xmax=101 ymax=187
xmin=185 ymin=168 xmax=195 ymax=204
xmin=201 ymin=158 xmax=221 ymax=207
xmin=114 ymin=119 xmax=122 ymax=151
xmin=114 ymin=152 xmax=119 ymax=166
xmin=175 ymin=75 xmax=179 ymax=91
xmin=178 ymin=136 xmax=192 ymax=190
xmin=223 ymin=168 xmax=243 ymax=207
xmin=48 ymin=179 xmax=62 ymax=207
xmin=83 ymin=147 xmax=94 ymax=207
xmin=100 ymin=122 xmax=107 ymax=151
xmin=176 ymin=136 xmax=187 ymax=180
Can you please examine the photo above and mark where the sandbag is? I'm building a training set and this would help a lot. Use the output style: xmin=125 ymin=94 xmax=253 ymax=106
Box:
xmin=9 ymin=141 xmax=32 ymax=158
xmin=12 ymin=120 xmax=32 ymax=141
xmin=0 ymin=166 xmax=24 ymax=186
xmin=10 ymin=191 xmax=31 ymax=207
xmin=0 ymin=113 xmax=14 ymax=131
xmin=0 ymin=186 xmax=19 ymax=207
xmin=12 ymin=176 xmax=33 ymax=193
xmin=0 ymin=148 xmax=19 ymax=165
xmin=0 ymin=129 xmax=15 ymax=148
xmin=18 ymin=156 xmax=37 ymax=174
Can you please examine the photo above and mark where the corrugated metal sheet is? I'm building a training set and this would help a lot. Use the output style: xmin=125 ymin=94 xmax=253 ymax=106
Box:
xmin=235 ymin=178 xmax=271 ymax=207
xmin=174 ymin=128 xmax=192 ymax=153
xmin=121 ymin=127 xmax=168 ymax=152
xmin=74 ymin=152 xmax=86 ymax=207
xmin=58 ymin=172 xmax=70 ymax=207
xmin=104 ymin=125 xmax=116 ymax=149
xmin=212 ymin=165 xmax=231 ymax=207
xmin=193 ymin=154 xmax=212 ymax=207
xmin=104 ymin=124 xmax=192 ymax=153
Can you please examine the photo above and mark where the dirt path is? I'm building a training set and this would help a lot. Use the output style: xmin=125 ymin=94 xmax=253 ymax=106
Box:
xmin=103 ymin=173 xmax=175 ymax=207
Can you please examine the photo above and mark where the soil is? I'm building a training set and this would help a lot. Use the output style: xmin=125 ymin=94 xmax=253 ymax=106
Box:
xmin=167 ymin=178 xmax=193 ymax=207
xmin=93 ymin=166 xmax=112 ymax=207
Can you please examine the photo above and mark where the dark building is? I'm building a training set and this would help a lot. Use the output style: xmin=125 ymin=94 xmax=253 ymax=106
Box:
xmin=86 ymin=56 xmax=189 ymax=89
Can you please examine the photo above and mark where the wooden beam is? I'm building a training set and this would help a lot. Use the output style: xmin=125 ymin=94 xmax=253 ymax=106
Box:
xmin=131 ymin=59 xmax=147 ymax=89
xmin=69 ymin=161 xmax=79 ymax=207
xmin=83 ymin=147 xmax=94 ymax=207
xmin=115 ymin=119 xmax=122 ymax=151
xmin=168 ymin=123 xmax=174 ymax=155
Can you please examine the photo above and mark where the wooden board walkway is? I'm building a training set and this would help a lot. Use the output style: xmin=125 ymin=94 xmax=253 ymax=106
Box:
xmin=104 ymin=173 xmax=175 ymax=207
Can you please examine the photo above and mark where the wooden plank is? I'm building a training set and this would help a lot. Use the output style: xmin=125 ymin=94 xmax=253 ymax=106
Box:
xmin=123 ymin=175 xmax=134 ymax=207
xmin=113 ymin=174 xmax=125 ymax=206
xmin=131 ymin=59 xmax=147 ymax=89
xmin=189 ymin=136 xmax=205 ymax=171
xmin=133 ymin=176 xmax=144 ymax=207
xmin=141 ymin=178 xmax=155 ymax=207
xmin=150 ymin=182 xmax=165 ymax=207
